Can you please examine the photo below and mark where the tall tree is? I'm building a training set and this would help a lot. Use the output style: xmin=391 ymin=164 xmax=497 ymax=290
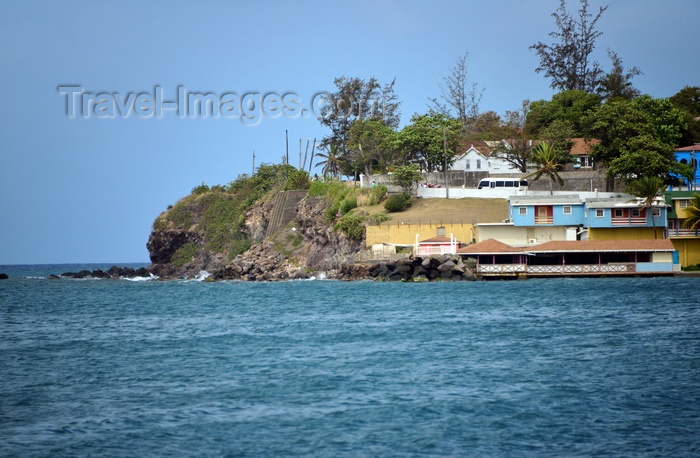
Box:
xmin=626 ymin=176 xmax=667 ymax=239
xmin=530 ymin=0 xmax=608 ymax=93
xmin=346 ymin=119 xmax=397 ymax=178
xmin=429 ymin=53 xmax=484 ymax=130
xmin=317 ymin=76 xmax=400 ymax=151
xmin=670 ymin=86 xmax=700 ymax=145
xmin=314 ymin=143 xmax=342 ymax=179
xmin=526 ymin=142 xmax=565 ymax=195
xmin=597 ymin=49 xmax=642 ymax=101
xmin=585 ymin=95 xmax=687 ymax=186
xmin=394 ymin=111 xmax=463 ymax=172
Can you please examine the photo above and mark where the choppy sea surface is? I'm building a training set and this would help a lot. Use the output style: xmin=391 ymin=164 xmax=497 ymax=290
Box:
xmin=1 ymin=264 xmax=699 ymax=456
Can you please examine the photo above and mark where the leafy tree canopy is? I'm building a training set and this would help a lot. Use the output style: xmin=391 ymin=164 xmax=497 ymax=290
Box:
xmin=393 ymin=111 xmax=464 ymax=172
xmin=317 ymin=76 xmax=400 ymax=151
xmin=526 ymin=90 xmax=601 ymax=136
xmin=346 ymin=119 xmax=398 ymax=178
xmin=669 ymin=86 xmax=700 ymax=145
xmin=391 ymin=164 xmax=424 ymax=194
xmin=585 ymin=95 xmax=687 ymax=181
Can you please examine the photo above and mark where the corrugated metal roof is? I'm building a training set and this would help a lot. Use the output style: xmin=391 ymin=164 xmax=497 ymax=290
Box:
xmin=457 ymin=239 xmax=525 ymax=254
xmin=509 ymin=195 xmax=583 ymax=205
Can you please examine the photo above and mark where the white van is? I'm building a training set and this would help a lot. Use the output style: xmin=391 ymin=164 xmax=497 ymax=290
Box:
xmin=477 ymin=178 xmax=528 ymax=189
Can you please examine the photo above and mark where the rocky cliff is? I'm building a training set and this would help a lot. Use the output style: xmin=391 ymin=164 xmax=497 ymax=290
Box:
xmin=146 ymin=186 xmax=367 ymax=281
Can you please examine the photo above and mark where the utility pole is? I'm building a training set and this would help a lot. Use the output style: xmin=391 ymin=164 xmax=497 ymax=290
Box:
xmin=252 ymin=150 xmax=256 ymax=175
xmin=285 ymin=130 xmax=289 ymax=165
xmin=308 ymin=138 xmax=316 ymax=173
xmin=443 ymin=128 xmax=449 ymax=199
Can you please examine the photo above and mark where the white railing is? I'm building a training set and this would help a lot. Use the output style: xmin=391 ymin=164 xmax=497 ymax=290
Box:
xmin=416 ymin=245 xmax=457 ymax=256
xmin=611 ymin=217 xmax=647 ymax=226
xmin=478 ymin=264 xmax=527 ymax=274
xmin=477 ymin=263 xmax=636 ymax=275
xmin=668 ymin=228 xmax=700 ymax=237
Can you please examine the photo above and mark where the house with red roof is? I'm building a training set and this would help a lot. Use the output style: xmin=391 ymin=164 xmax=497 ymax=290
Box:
xmin=457 ymin=238 xmax=678 ymax=278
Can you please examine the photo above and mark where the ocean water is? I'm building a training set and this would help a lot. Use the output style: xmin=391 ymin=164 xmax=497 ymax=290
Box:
xmin=1 ymin=265 xmax=699 ymax=456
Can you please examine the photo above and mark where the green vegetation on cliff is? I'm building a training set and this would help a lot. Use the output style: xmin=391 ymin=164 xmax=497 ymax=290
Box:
xmin=306 ymin=180 xmax=389 ymax=239
xmin=153 ymin=164 xmax=310 ymax=261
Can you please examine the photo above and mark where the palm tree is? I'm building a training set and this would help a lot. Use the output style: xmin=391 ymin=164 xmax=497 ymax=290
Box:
xmin=314 ymin=143 xmax=341 ymax=179
xmin=627 ymin=176 xmax=666 ymax=239
xmin=682 ymin=193 xmax=700 ymax=231
xmin=525 ymin=142 xmax=564 ymax=195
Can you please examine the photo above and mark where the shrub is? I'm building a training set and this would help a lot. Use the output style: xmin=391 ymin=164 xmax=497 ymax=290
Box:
xmin=191 ymin=182 xmax=210 ymax=195
xmin=369 ymin=184 xmax=388 ymax=205
xmin=339 ymin=196 xmax=357 ymax=215
xmin=171 ymin=243 xmax=199 ymax=267
xmin=367 ymin=212 xmax=390 ymax=225
xmin=334 ymin=213 xmax=367 ymax=239
xmin=283 ymin=169 xmax=310 ymax=190
xmin=384 ymin=193 xmax=412 ymax=212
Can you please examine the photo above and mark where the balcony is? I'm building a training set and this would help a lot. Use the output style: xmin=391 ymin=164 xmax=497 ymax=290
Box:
xmin=667 ymin=227 xmax=700 ymax=237
xmin=611 ymin=216 xmax=647 ymax=226
xmin=534 ymin=216 xmax=553 ymax=224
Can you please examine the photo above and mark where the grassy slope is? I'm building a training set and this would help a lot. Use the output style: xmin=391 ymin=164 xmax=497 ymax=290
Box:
xmin=356 ymin=197 xmax=509 ymax=226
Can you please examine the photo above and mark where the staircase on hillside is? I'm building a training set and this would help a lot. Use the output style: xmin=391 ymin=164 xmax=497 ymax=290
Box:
xmin=266 ymin=190 xmax=307 ymax=237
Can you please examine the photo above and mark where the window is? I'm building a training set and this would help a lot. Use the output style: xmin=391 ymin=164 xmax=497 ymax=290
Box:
xmin=596 ymin=209 xmax=604 ymax=218
xmin=631 ymin=209 xmax=641 ymax=217
xmin=679 ymin=199 xmax=689 ymax=209
xmin=563 ymin=206 xmax=572 ymax=215
xmin=580 ymin=156 xmax=594 ymax=168
xmin=614 ymin=209 xmax=623 ymax=217
xmin=465 ymin=159 xmax=470 ymax=170
xmin=476 ymin=159 xmax=481 ymax=169
xmin=652 ymin=208 xmax=660 ymax=217
xmin=519 ymin=207 xmax=527 ymax=216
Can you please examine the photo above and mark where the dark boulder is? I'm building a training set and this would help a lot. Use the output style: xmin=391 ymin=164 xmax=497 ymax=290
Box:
xmin=0 ymin=273 xmax=8 ymax=280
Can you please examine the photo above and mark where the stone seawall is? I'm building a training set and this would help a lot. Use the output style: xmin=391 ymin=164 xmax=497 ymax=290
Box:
xmin=366 ymin=255 xmax=477 ymax=282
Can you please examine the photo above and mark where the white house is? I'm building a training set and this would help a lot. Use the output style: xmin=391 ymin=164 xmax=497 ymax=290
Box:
xmin=451 ymin=140 xmax=522 ymax=174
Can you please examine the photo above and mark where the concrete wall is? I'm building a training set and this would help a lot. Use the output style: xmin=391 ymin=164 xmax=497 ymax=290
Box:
xmin=365 ymin=222 xmax=475 ymax=247
xmin=670 ymin=238 xmax=700 ymax=267
xmin=588 ymin=227 xmax=658 ymax=240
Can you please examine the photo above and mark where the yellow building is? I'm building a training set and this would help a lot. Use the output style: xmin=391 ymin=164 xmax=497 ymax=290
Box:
xmin=665 ymin=191 xmax=700 ymax=267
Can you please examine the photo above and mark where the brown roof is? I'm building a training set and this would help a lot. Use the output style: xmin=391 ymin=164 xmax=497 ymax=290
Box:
xmin=457 ymin=239 xmax=524 ymax=254
xmin=569 ymin=138 xmax=599 ymax=155
xmin=457 ymin=140 xmax=493 ymax=157
xmin=676 ymin=144 xmax=700 ymax=152
xmin=529 ymin=239 xmax=675 ymax=253
xmin=457 ymin=238 xmax=675 ymax=255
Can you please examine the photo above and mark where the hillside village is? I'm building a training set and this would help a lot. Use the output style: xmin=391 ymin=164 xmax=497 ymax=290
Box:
xmin=352 ymin=140 xmax=700 ymax=278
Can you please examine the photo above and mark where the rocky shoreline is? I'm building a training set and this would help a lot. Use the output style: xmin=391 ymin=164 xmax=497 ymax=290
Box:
xmin=48 ymin=266 xmax=152 ymax=280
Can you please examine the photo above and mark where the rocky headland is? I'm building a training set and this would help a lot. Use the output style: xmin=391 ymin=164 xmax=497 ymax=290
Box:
xmin=144 ymin=166 xmax=477 ymax=282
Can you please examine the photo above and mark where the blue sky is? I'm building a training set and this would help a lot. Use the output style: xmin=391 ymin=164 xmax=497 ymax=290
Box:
xmin=1 ymin=0 xmax=698 ymax=264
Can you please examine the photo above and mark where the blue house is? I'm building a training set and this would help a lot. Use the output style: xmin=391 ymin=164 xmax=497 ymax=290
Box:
xmin=509 ymin=195 xmax=585 ymax=226
xmin=673 ymin=144 xmax=700 ymax=189
xmin=584 ymin=198 xmax=668 ymax=230
xmin=476 ymin=194 xmax=669 ymax=245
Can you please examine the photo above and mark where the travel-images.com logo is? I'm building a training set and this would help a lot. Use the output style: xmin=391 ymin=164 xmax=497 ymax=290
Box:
xmin=57 ymin=85 xmax=390 ymax=126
